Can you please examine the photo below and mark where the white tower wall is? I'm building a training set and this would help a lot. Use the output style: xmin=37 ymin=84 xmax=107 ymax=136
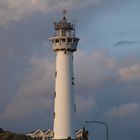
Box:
xmin=54 ymin=51 xmax=75 ymax=139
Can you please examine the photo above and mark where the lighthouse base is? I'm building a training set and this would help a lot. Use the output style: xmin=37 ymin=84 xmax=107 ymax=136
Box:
xmin=53 ymin=128 xmax=89 ymax=140
xmin=53 ymin=137 xmax=75 ymax=140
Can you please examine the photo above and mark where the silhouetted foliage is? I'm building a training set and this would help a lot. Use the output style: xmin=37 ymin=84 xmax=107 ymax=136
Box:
xmin=0 ymin=130 xmax=34 ymax=140
xmin=0 ymin=128 xmax=4 ymax=133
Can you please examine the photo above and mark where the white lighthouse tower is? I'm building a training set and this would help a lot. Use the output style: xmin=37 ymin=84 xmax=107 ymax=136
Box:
xmin=49 ymin=10 xmax=79 ymax=140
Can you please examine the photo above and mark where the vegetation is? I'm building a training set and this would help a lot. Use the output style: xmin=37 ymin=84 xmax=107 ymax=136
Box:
xmin=0 ymin=128 xmax=34 ymax=140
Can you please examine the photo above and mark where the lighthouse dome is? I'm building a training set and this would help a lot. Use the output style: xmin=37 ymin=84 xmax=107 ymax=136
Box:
xmin=54 ymin=11 xmax=74 ymax=30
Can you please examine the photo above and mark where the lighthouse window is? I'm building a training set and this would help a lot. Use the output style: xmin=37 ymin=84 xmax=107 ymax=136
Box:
xmin=53 ymin=112 xmax=55 ymax=119
xmin=61 ymin=38 xmax=66 ymax=42
xmin=55 ymin=39 xmax=59 ymax=43
xmin=61 ymin=30 xmax=66 ymax=36
xmin=54 ymin=91 xmax=56 ymax=98
xmin=55 ymin=71 xmax=57 ymax=77
xmin=74 ymin=104 xmax=76 ymax=112
xmin=72 ymin=81 xmax=75 ymax=85
xmin=67 ymin=38 xmax=72 ymax=43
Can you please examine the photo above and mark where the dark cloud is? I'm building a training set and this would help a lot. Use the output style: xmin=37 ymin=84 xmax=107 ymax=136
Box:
xmin=114 ymin=40 xmax=138 ymax=47
xmin=115 ymin=31 xmax=140 ymax=36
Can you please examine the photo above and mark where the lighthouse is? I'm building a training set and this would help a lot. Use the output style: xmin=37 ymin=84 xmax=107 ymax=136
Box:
xmin=49 ymin=10 xmax=79 ymax=140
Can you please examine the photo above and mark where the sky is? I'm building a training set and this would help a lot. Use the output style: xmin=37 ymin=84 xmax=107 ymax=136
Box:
xmin=0 ymin=0 xmax=140 ymax=140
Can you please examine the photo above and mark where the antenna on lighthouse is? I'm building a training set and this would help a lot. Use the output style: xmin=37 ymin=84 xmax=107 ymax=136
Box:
xmin=63 ymin=8 xmax=67 ymax=19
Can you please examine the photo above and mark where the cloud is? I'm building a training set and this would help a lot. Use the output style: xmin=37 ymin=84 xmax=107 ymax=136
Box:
xmin=0 ymin=0 xmax=102 ymax=27
xmin=0 ymin=0 xmax=38 ymax=27
xmin=118 ymin=64 xmax=140 ymax=81
xmin=115 ymin=31 xmax=140 ymax=37
xmin=105 ymin=103 xmax=139 ymax=119
xmin=75 ymin=48 xmax=117 ymax=92
xmin=0 ymin=56 xmax=54 ymax=120
xmin=114 ymin=40 xmax=138 ymax=47
xmin=76 ymin=96 xmax=96 ymax=114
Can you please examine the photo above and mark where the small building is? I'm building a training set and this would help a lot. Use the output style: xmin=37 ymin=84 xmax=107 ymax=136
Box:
xmin=76 ymin=128 xmax=88 ymax=140
xmin=26 ymin=129 xmax=87 ymax=140
xmin=76 ymin=129 xmax=83 ymax=139
xmin=26 ymin=129 xmax=53 ymax=140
